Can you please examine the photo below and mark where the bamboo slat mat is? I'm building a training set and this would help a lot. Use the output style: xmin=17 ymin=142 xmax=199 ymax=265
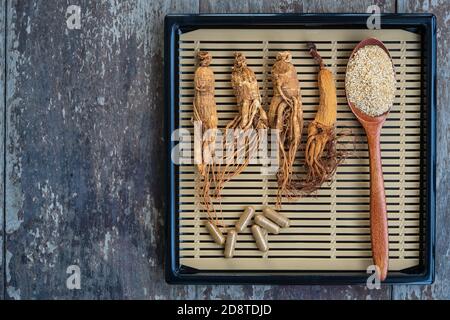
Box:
xmin=177 ymin=28 xmax=424 ymax=271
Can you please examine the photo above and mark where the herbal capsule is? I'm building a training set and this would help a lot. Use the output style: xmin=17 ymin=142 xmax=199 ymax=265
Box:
xmin=235 ymin=206 xmax=255 ymax=233
xmin=224 ymin=229 xmax=237 ymax=258
xmin=263 ymin=207 xmax=290 ymax=228
xmin=251 ymin=225 xmax=268 ymax=252
xmin=262 ymin=228 xmax=268 ymax=239
xmin=254 ymin=214 xmax=280 ymax=234
xmin=205 ymin=221 xmax=225 ymax=245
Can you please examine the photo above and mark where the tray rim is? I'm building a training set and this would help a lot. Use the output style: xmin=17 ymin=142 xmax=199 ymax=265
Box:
xmin=164 ymin=13 xmax=436 ymax=285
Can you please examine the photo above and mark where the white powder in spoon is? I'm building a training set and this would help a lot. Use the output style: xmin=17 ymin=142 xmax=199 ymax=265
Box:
xmin=345 ymin=45 xmax=396 ymax=117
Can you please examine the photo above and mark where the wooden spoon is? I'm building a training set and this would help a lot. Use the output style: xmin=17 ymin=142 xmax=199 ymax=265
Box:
xmin=345 ymin=38 xmax=395 ymax=281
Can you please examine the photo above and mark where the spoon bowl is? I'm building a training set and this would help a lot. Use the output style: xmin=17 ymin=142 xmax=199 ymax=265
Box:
xmin=345 ymin=38 xmax=396 ymax=281
xmin=347 ymin=38 xmax=393 ymax=125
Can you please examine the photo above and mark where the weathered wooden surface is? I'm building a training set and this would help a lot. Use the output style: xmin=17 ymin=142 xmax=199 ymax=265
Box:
xmin=4 ymin=0 xmax=199 ymax=300
xmin=1 ymin=0 xmax=447 ymax=300
xmin=199 ymin=0 xmax=394 ymax=13
xmin=392 ymin=0 xmax=450 ymax=300
xmin=0 ymin=1 xmax=5 ymax=301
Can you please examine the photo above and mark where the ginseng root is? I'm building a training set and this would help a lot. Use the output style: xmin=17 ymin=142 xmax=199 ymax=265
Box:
xmin=215 ymin=52 xmax=268 ymax=195
xmin=269 ymin=51 xmax=303 ymax=206
xmin=193 ymin=51 xmax=221 ymax=225
xmin=299 ymin=43 xmax=347 ymax=193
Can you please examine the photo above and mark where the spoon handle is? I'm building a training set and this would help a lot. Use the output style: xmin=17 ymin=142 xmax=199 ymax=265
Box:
xmin=366 ymin=126 xmax=389 ymax=281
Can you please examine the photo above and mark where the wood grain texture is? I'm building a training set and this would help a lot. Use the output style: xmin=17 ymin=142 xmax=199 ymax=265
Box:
xmin=200 ymin=0 xmax=303 ymax=13
xmin=5 ymin=0 xmax=198 ymax=300
xmin=9 ymin=0 xmax=447 ymax=300
xmin=394 ymin=0 xmax=450 ymax=300
xmin=364 ymin=123 xmax=389 ymax=282
xmin=303 ymin=0 xmax=395 ymax=12
xmin=196 ymin=0 xmax=394 ymax=300
xmin=0 ymin=0 xmax=5 ymax=301
xmin=200 ymin=0 xmax=396 ymax=13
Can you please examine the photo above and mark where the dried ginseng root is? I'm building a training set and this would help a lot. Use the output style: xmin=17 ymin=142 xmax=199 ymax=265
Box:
xmin=215 ymin=52 xmax=268 ymax=195
xmin=299 ymin=43 xmax=347 ymax=193
xmin=269 ymin=51 xmax=303 ymax=206
xmin=193 ymin=51 xmax=222 ymax=227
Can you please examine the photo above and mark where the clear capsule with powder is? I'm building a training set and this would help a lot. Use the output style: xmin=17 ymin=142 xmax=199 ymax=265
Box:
xmin=235 ymin=206 xmax=255 ymax=233
xmin=224 ymin=229 xmax=237 ymax=258
xmin=251 ymin=225 xmax=268 ymax=252
xmin=263 ymin=207 xmax=290 ymax=228
xmin=254 ymin=214 xmax=280 ymax=234
xmin=205 ymin=221 xmax=225 ymax=246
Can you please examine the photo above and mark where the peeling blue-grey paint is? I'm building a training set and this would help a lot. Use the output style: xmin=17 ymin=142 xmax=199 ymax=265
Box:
xmin=4 ymin=0 xmax=201 ymax=300
xmin=6 ymin=250 xmax=12 ymax=282
xmin=0 ymin=0 xmax=5 ymax=300
xmin=393 ymin=0 xmax=450 ymax=300
xmin=7 ymin=286 xmax=21 ymax=300
xmin=4 ymin=0 xmax=447 ymax=300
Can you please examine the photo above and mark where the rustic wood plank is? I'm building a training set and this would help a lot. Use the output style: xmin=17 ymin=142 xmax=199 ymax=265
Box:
xmin=304 ymin=0 xmax=395 ymax=12
xmin=200 ymin=0 xmax=395 ymax=14
xmin=197 ymin=0 xmax=394 ymax=300
xmin=396 ymin=0 xmax=450 ymax=79
xmin=393 ymin=0 xmax=450 ymax=300
xmin=5 ymin=0 xmax=199 ymax=299
xmin=200 ymin=0 xmax=303 ymax=13
xmin=0 ymin=0 xmax=5 ymax=301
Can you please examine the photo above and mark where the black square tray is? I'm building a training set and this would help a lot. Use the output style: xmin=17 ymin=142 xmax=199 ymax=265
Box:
xmin=164 ymin=13 xmax=436 ymax=285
